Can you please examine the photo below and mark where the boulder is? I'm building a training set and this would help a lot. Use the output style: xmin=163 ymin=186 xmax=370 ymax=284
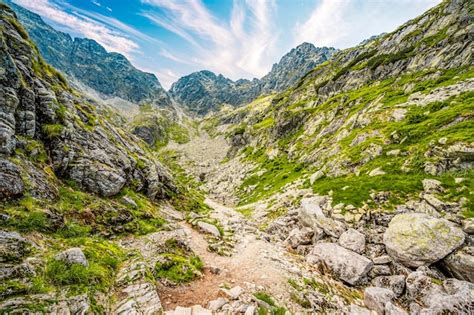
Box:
xmin=383 ymin=213 xmax=465 ymax=267
xmin=299 ymin=197 xmax=346 ymax=237
xmin=338 ymin=228 xmax=366 ymax=254
xmin=384 ymin=302 xmax=408 ymax=315
xmin=419 ymin=278 xmax=473 ymax=315
xmin=422 ymin=179 xmax=443 ymax=193
xmin=364 ymin=287 xmax=395 ymax=315
xmin=0 ymin=159 xmax=24 ymax=200
xmin=462 ymin=218 xmax=474 ymax=234
xmin=220 ymin=286 xmax=243 ymax=300
xmin=372 ymin=275 xmax=406 ymax=297
xmin=286 ymin=227 xmax=314 ymax=249
xmin=442 ymin=246 xmax=474 ymax=282
xmin=309 ymin=170 xmax=324 ymax=185
xmin=349 ymin=304 xmax=372 ymax=315
xmin=0 ymin=231 xmax=31 ymax=262
xmin=310 ymin=242 xmax=373 ymax=285
xmin=196 ymin=221 xmax=221 ymax=238
xmin=55 ymin=248 xmax=88 ymax=266
xmin=208 ymin=297 xmax=227 ymax=311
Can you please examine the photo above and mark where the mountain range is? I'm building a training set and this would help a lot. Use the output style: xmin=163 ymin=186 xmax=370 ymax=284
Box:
xmin=7 ymin=1 xmax=335 ymax=115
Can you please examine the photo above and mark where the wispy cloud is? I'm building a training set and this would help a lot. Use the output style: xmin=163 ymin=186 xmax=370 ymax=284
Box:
xmin=142 ymin=0 xmax=278 ymax=79
xmin=293 ymin=0 xmax=350 ymax=47
xmin=14 ymin=0 xmax=140 ymax=58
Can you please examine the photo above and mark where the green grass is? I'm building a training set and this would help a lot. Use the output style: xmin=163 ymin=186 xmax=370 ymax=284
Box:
xmin=154 ymin=238 xmax=203 ymax=284
xmin=42 ymin=124 xmax=64 ymax=138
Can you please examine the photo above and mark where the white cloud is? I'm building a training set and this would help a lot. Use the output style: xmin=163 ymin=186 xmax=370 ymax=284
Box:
xmin=14 ymin=0 xmax=140 ymax=58
xmin=142 ymin=0 xmax=278 ymax=80
xmin=293 ymin=0 xmax=350 ymax=47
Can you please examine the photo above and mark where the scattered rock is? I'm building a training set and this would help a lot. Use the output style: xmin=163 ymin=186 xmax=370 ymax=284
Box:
xmin=372 ymin=275 xmax=406 ymax=297
xmin=386 ymin=149 xmax=400 ymax=156
xmin=55 ymin=248 xmax=88 ymax=266
xmin=338 ymin=228 xmax=366 ymax=254
xmin=384 ymin=302 xmax=408 ymax=315
xmin=286 ymin=227 xmax=314 ymax=249
xmin=373 ymin=255 xmax=391 ymax=265
xmin=196 ymin=221 xmax=221 ymax=238
xmin=383 ymin=213 xmax=465 ymax=267
xmin=310 ymin=170 xmax=324 ymax=184
xmin=442 ymin=246 xmax=474 ymax=282
xmin=349 ymin=304 xmax=372 ymax=315
xmin=208 ymin=297 xmax=227 ymax=311
xmin=220 ymin=286 xmax=243 ymax=300
xmin=299 ymin=196 xmax=346 ymax=237
xmin=122 ymin=196 xmax=138 ymax=208
xmin=364 ymin=287 xmax=395 ymax=315
xmin=309 ymin=242 xmax=373 ymax=285
xmin=463 ymin=218 xmax=474 ymax=234
xmin=422 ymin=179 xmax=443 ymax=193
xmin=113 ymin=282 xmax=163 ymax=315
xmin=368 ymin=167 xmax=386 ymax=177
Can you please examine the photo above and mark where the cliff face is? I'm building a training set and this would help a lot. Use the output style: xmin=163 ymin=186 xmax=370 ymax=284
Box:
xmin=7 ymin=0 xmax=172 ymax=106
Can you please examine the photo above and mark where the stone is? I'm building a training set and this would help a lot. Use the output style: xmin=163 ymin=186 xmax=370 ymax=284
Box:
xmin=463 ymin=218 xmax=474 ymax=234
xmin=338 ymin=228 xmax=366 ymax=254
xmin=386 ymin=149 xmax=400 ymax=156
xmin=384 ymin=302 xmax=408 ymax=315
xmin=0 ymin=231 xmax=31 ymax=262
xmin=422 ymin=179 xmax=443 ymax=193
xmin=310 ymin=243 xmax=373 ymax=285
xmin=391 ymin=108 xmax=407 ymax=122
xmin=208 ymin=297 xmax=227 ymax=311
xmin=191 ymin=305 xmax=212 ymax=315
xmin=113 ymin=282 xmax=163 ymax=315
xmin=373 ymin=255 xmax=391 ymax=265
xmin=244 ymin=305 xmax=256 ymax=315
xmin=383 ymin=213 xmax=465 ymax=268
xmin=372 ymin=275 xmax=406 ymax=297
xmin=286 ymin=227 xmax=314 ymax=249
xmin=419 ymin=278 xmax=473 ymax=314
xmin=310 ymin=170 xmax=324 ymax=184
xmin=299 ymin=196 xmax=346 ymax=237
xmin=369 ymin=265 xmax=392 ymax=278
xmin=0 ymin=159 xmax=24 ymax=200
xmin=196 ymin=221 xmax=221 ymax=238
xmin=55 ymin=248 xmax=88 ymax=266
xmin=364 ymin=287 xmax=395 ymax=315
xmin=349 ymin=304 xmax=372 ymax=315
xmin=220 ymin=286 xmax=243 ymax=300
xmin=442 ymin=246 xmax=474 ymax=282
xmin=122 ymin=196 xmax=138 ymax=208
xmin=368 ymin=167 xmax=385 ymax=177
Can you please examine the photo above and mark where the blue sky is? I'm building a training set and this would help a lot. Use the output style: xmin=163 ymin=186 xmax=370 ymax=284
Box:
xmin=13 ymin=0 xmax=440 ymax=89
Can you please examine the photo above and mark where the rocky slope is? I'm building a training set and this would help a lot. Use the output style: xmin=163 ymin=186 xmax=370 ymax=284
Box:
xmin=0 ymin=4 xmax=209 ymax=313
xmin=6 ymin=0 xmax=171 ymax=107
xmin=185 ymin=0 xmax=473 ymax=312
xmin=170 ymin=43 xmax=335 ymax=115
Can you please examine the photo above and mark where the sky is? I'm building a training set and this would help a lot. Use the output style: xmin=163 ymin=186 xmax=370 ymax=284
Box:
xmin=13 ymin=0 xmax=441 ymax=89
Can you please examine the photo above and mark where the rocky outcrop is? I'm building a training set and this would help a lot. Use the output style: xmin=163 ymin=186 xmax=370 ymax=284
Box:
xmin=383 ymin=213 xmax=465 ymax=267
xmin=0 ymin=231 xmax=31 ymax=262
xmin=0 ymin=4 xmax=176 ymax=201
xmin=7 ymin=1 xmax=171 ymax=106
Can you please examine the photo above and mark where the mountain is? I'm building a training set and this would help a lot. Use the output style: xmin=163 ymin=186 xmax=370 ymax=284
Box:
xmin=6 ymin=0 xmax=171 ymax=106
xmin=170 ymin=43 xmax=336 ymax=115
xmin=170 ymin=70 xmax=260 ymax=116
xmin=259 ymin=43 xmax=336 ymax=93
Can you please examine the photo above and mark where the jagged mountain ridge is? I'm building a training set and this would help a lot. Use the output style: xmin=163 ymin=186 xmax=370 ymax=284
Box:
xmin=170 ymin=44 xmax=336 ymax=115
xmin=6 ymin=0 xmax=172 ymax=106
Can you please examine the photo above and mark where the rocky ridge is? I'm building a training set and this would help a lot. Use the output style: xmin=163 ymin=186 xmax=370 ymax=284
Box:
xmin=6 ymin=0 xmax=172 ymax=107
xmin=170 ymin=44 xmax=335 ymax=115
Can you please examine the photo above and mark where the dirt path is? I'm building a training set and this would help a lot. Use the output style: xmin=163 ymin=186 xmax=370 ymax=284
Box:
xmin=160 ymin=198 xmax=300 ymax=311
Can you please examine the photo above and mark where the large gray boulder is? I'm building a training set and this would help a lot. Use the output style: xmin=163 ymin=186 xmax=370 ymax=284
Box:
xmin=309 ymin=242 xmax=373 ymax=285
xmin=383 ymin=213 xmax=465 ymax=267
xmin=442 ymin=246 xmax=474 ymax=282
